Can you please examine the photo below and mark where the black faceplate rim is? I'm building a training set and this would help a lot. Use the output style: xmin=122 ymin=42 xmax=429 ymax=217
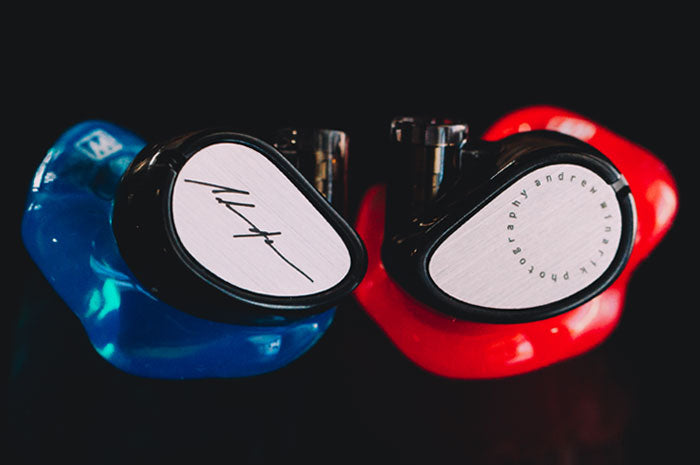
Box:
xmin=419 ymin=150 xmax=637 ymax=324
xmin=164 ymin=131 xmax=367 ymax=310
xmin=113 ymin=129 xmax=367 ymax=325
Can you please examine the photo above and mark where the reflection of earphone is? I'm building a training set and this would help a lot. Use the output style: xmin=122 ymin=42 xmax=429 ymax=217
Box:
xmin=353 ymin=106 xmax=678 ymax=378
xmin=21 ymin=122 xmax=366 ymax=379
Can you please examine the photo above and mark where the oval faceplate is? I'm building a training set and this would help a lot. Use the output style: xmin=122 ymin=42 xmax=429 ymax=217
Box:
xmin=428 ymin=164 xmax=623 ymax=310
xmin=171 ymin=142 xmax=352 ymax=297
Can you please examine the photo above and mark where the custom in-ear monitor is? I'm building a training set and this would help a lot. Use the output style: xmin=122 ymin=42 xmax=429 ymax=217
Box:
xmin=383 ymin=116 xmax=636 ymax=323
xmin=21 ymin=122 xmax=366 ymax=378
xmin=113 ymin=128 xmax=365 ymax=325
xmin=353 ymin=106 xmax=677 ymax=378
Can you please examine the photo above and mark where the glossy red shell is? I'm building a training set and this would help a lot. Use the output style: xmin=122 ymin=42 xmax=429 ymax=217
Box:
xmin=352 ymin=105 xmax=678 ymax=378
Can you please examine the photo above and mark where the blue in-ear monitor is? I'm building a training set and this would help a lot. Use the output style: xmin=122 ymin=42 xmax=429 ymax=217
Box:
xmin=21 ymin=121 xmax=366 ymax=379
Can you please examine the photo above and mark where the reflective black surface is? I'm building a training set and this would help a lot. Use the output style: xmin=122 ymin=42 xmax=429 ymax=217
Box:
xmin=8 ymin=45 xmax=695 ymax=464
xmin=381 ymin=129 xmax=637 ymax=323
xmin=111 ymin=129 xmax=366 ymax=325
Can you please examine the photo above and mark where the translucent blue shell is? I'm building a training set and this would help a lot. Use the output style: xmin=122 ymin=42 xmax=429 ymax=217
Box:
xmin=21 ymin=121 xmax=335 ymax=379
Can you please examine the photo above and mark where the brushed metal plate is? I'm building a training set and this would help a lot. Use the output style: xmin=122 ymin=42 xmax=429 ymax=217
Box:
xmin=428 ymin=164 xmax=623 ymax=309
xmin=171 ymin=143 xmax=351 ymax=297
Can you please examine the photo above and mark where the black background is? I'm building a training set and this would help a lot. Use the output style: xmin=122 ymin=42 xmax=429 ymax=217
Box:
xmin=6 ymin=27 xmax=697 ymax=465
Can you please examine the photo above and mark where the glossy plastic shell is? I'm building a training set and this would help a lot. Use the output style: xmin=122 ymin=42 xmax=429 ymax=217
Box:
xmin=353 ymin=106 xmax=678 ymax=378
xmin=21 ymin=121 xmax=335 ymax=379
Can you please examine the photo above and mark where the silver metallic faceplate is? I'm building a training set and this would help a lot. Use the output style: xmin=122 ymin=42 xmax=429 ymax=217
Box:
xmin=428 ymin=164 xmax=623 ymax=309
xmin=171 ymin=143 xmax=351 ymax=297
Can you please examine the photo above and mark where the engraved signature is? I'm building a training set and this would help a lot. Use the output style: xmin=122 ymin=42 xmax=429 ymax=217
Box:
xmin=184 ymin=179 xmax=313 ymax=283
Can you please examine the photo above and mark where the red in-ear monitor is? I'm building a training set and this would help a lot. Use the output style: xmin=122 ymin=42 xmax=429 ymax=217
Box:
xmin=352 ymin=106 xmax=678 ymax=379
